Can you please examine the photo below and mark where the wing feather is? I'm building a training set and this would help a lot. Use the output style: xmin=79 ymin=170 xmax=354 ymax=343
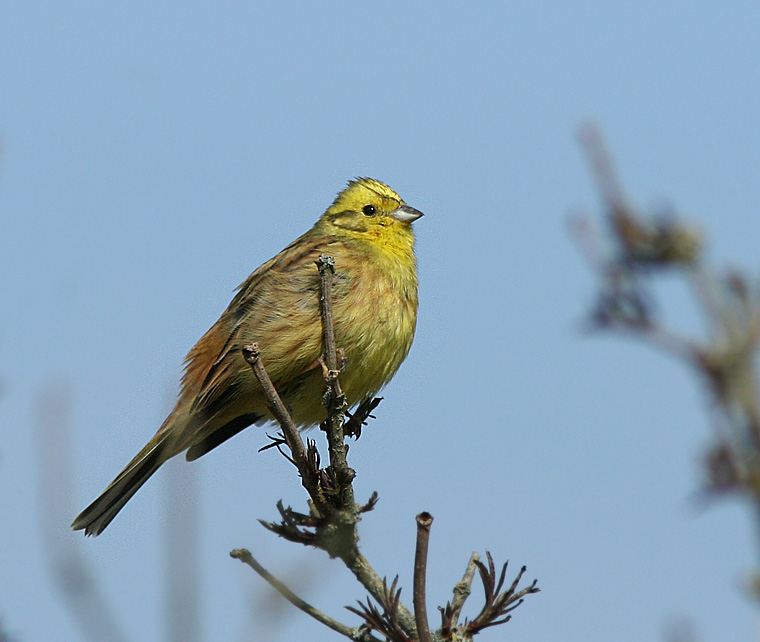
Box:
xmin=181 ymin=234 xmax=346 ymax=421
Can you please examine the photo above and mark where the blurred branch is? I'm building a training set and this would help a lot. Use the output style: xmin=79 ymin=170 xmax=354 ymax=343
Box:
xmin=233 ymin=255 xmax=540 ymax=640
xmin=39 ymin=384 xmax=202 ymax=641
xmin=664 ymin=617 xmax=700 ymax=642
xmin=574 ymin=123 xmax=760 ymax=593
xmin=34 ymin=383 xmax=130 ymax=642
xmin=164 ymin=452 xmax=201 ymax=642
xmin=0 ymin=616 xmax=16 ymax=642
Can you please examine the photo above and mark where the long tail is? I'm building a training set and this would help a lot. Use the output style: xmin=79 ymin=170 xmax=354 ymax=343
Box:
xmin=71 ymin=433 xmax=172 ymax=536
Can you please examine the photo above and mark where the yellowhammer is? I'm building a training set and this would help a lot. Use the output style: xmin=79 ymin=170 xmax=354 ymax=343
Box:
xmin=72 ymin=178 xmax=423 ymax=536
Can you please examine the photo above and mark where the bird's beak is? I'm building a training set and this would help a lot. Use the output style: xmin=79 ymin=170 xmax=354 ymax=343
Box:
xmin=390 ymin=204 xmax=424 ymax=223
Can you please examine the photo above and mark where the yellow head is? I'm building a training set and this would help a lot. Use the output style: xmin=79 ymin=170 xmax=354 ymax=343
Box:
xmin=318 ymin=178 xmax=423 ymax=240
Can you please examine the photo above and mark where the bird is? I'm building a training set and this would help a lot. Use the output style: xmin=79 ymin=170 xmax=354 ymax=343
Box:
xmin=72 ymin=177 xmax=423 ymax=536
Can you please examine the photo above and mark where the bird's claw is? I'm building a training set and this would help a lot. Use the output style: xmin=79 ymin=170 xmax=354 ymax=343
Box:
xmin=317 ymin=349 xmax=347 ymax=382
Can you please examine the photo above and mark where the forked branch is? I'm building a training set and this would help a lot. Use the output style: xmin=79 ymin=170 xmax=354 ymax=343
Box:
xmin=234 ymin=255 xmax=539 ymax=638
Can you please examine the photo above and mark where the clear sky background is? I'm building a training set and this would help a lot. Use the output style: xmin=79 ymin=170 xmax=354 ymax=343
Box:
xmin=2 ymin=2 xmax=759 ymax=641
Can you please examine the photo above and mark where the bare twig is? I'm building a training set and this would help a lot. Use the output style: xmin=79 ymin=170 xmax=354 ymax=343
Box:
xmin=241 ymin=343 xmax=305 ymax=464
xmin=257 ymin=500 xmax=319 ymax=546
xmin=317 ymin=254 xmax=354 ymax=508
xmin=231 ymin=549 xmax=379 ymax=641
xmin=413 ymin=512 xmax=434 ymax=642
xmin=35 ymin=384 xmax=129 ymax=642
xmin=242 ymin=343 xmax=327 ymax=513
xmin=317 ymin=253 xmax=342 ymax=390
xmin=240 ymin=258 xmax=417 ymax=635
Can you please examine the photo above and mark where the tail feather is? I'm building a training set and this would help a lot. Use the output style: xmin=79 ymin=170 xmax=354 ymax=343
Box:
xmin=185 ymin=412 xmax=261 ymax=461
xmin=71 ymin=436 xmax=170 ymax=536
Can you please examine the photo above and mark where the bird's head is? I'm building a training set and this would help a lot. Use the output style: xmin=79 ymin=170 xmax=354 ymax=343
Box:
xmin=318 ymin=178 xmax=423 ymax=242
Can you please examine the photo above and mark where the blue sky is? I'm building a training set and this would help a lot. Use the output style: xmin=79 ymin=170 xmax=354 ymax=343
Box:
xmin=2 ymin=2 xmax=760 ymax=641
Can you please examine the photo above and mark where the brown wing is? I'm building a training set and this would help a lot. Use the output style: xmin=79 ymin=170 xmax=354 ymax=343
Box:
xmin=179 ymin=232 xmax=345 ymax=438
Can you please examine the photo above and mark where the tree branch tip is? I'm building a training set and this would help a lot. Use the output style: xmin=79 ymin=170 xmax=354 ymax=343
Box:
xmin=576 ymin=120 xmax=601 ymax=143
xmin=241 ymin=342 xmax=261 ymax=362
xmin=317 ymin=253 xmax=336 ymax=271
xmin=257 ymin=518 xmax=276 ymax=532
xmin=413 ymin=512 xmax=434 ymax=642
xmin=415 ymin=512 xmax=434 ymax=528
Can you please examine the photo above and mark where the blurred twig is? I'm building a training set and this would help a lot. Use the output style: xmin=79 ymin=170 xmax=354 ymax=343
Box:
xmin=34 ymin=383 xmax=129 ymax=642
xmin=164 ymin=453 xmax=201 ymax=642
xmin=574 ymin=123 xmax=760 ymax=594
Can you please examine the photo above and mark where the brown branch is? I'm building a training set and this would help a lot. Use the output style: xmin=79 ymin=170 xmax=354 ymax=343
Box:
xmin=318 ymin=253 xmax=342 ymax=384
xmin=240 ymin=258 xmax=540 ymax=640
xmin=413 ymin=512 xmax=434 ymax=642
xmin=317 ymin=254 xmax=354 ymax=508
xmin=240 ymin=257 xmax=417 ymax=634
xmin=231 ymin=549 xmax=380 ymax=642
xmin=241 ymin=343 xmax=304 ymax=461
xmin=241 ymin=343 xmax=327 ymax=513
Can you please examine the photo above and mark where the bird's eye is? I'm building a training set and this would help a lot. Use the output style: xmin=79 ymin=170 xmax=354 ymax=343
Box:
xmin=362 ymin=204 xmax=376 ymax=216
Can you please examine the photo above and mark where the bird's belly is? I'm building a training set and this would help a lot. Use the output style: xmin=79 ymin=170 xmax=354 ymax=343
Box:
xmin=334 ymin=276 xmax=416 ymax=404
xmin=279 ymin=276 xmax=416 ymax=427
